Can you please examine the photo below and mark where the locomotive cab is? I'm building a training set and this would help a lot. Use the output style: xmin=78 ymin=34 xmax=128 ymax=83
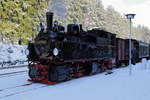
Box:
xmin=67 ymin=24 xmax=83 ymax=35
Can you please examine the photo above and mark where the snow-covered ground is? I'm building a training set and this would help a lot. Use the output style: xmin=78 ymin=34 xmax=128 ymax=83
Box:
xmin=0 ymin=44 xmax=27 ymax=68
xmin=0 ymin=67 xmax=27 ymax=75
xmin=0 ymin=59 xmax=150 ymax=100
xmin=0 ymin=44 xmax=27 ymax=62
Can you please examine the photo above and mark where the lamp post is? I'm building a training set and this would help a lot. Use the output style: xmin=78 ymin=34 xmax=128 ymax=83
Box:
xmin=125 ymin=14 xmax=136 ymax=75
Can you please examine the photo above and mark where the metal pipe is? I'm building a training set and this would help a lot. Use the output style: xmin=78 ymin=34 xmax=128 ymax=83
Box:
xmin=125 ymin=13 xmax=136 ymax=75
xmin=129 ymin=18 xmax=132 ymax=75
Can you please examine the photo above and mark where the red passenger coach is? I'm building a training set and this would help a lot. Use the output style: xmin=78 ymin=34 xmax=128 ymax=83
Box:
xmin=116 ymin=38 xmax=126 ymax=67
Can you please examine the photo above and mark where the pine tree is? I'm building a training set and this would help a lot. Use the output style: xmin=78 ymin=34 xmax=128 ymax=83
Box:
xmin=0 ymin=0 xmax=49 ymax=44
xmin=66 ymin=0 xmax=88 ymax=25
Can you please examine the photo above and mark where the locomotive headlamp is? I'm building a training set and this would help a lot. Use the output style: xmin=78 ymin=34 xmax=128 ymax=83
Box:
xmin=53 ymin=48 xmax=59 ymax=56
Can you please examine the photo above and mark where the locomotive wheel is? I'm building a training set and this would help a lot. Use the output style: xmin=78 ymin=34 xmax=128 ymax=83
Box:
xmin=86 ymin=62 xmax=100 ymax=75
xmin=49 ymin=67 xmax=58 ymax=82
xmin=49 ymin=66 xmax=70 ymax=82
xmin=28 ymin=66 xmax=38 ymax=78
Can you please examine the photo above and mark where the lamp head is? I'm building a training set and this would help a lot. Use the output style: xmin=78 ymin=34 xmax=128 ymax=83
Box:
xmin=125 ymin=14 xmax=136 ymax=19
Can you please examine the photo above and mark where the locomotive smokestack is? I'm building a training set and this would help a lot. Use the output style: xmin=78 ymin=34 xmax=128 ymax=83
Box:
xmin=46 ymin=12 xmax=53 ymax=31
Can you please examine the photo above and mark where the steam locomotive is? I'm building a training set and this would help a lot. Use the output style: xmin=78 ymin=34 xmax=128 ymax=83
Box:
xmin=27 ymin=12 xmax=150 ymax=84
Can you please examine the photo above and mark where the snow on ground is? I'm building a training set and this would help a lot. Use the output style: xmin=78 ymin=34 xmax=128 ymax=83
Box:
xmin=0 ymin=44 xmax=27 ymax=62
xmin=0 ymin=67 xmax=27 ymax=75
xmin=0 ymin=59 xmax=150 ymax=100
xmin=0 ymin=44 xmax=27 ymax=68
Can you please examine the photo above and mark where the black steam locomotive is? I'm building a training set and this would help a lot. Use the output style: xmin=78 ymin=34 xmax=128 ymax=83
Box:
xmin=28 ymin=12 xmax=150 ymax=84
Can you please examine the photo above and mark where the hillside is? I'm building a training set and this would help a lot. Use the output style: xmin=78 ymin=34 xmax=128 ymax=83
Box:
xmin=0 ymin=0 xmax=150 ymax=43
xmin=49 ymin=0 xmax=150 ymax=43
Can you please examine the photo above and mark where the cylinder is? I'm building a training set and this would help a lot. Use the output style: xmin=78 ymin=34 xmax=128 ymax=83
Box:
xmin=46 ymin=12 xmax=53 ymax=31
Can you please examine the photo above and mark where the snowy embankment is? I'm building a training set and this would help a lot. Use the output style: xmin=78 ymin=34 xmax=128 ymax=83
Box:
xmin=0 ymin=59 xmax=150 ymax=100
xmin=0 ymin=44 xmax=27 ymax=67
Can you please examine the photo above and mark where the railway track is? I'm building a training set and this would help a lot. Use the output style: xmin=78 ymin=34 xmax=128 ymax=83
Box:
xmin=0 ymin=83 xmax=33 ymax=92
xmin=0 ymin=66 xmax=49 ymax=99
xmin=0 ymin=64 xmax=47 ymax=99
xmin=0 ymin=65 xmax=28 ymax=70
xmin=0 ymin=70 xmax=28 ymax=78
xmin=0 ymin=64 xmax=28 ymax=78
xmin=0 ymin=83 xmax=49 ymax=99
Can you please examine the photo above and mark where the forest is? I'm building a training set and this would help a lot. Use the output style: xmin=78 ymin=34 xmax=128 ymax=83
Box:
xmin=0 ymin=0 xmax=150 ymax=44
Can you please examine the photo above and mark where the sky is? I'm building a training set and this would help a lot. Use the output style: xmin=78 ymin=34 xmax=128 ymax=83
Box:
xmin=102 ymin=0 xmax=150 ymax=28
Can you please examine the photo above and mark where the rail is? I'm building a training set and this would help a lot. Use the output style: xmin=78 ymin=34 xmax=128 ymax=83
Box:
xmin=0 ymin=70 xmax=28 ymax=78
xmin=0 ymin=60 xmax=28 ymax=69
